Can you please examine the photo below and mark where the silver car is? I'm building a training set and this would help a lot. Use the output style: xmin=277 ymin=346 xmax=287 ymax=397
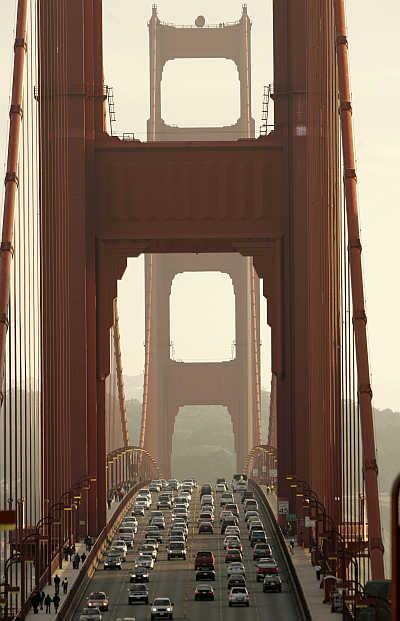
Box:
xmin=151 ymin=597 xmax=174 ymax=620
xmin=79 ymin=607 xmax=102 ymax=620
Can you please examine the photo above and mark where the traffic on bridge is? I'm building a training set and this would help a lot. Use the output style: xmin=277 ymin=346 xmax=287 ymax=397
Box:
xmin=72 ymin=478 xmax=303 ymax=620
xmin=0 ymin=0 xmax=397 ymax=619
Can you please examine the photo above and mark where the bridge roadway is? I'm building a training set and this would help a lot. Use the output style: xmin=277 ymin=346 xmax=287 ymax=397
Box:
xmin=72 ymin=486 xmax=300 ymax=620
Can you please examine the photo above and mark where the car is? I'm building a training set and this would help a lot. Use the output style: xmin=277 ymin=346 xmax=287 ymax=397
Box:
xmin=225 ymin=549 xmax=243 ymax=563
xmin=195 ymin=551 xmax=215 ymax=570
xmin=253 ymin=543 xmax=272 ymax=560
xmin=226 ymin=541 xmax=243 ymax=553
xmin=171 ymin=521 xmax=188 ymax=534
xmin=110 ymin=545 xmax=127 ymax=561
xmin=235 ymin=481 xmax=248 ymax=492
xmin=200 ymin=483 xmax=212 ymax=497
xmin=151 ymin=598 xmax=174 ymax=619
xmin=128 ymin=583 xmax=149 ymax=604
xmin=226 ymin=562 xmax=245 ymax=577
xmin=251 ymin=530 xmax=267 ymax=547
xmin=215 ymin=483 xmax=227 ymax=493
xmin=79 ymin=608 xmax=102 ymax=620
xmin=133 ymin=505 xmax=145 ymax=516
xmin=157 ymin=499 xmax=172 ymax=509
xmin=198 ymin=511 xmax=214 ymax=523
xmin=248 ymin=521 xmax=264 ymax=536
xmin=168 ymin=532 xmax=185 ymax=544
xmin=263 ymin=574 xmax=282 ymax=592
xmin=194 ymin=585 xmax=215 ymax=601
xmin=145 ymin=529 xmax=163 ymax=543
xmin=139 ymin=544 xmax=157 ymax=560
xmin=136 ymin=554 xmax=155 ymax=569
xmin=220 ymin=493 xmax=234 ymax=506
xmin=247 ymin=517 xmax=263 ymax=531
xmin=241 ymin=491 xmax=254 ymax=503
xmin=151 ymin=517 xmax=166 ymax=530
xmin=228 ymin=586 xmax=250 ymax=607
xmin=180 ymin=490 xmax=192 ymax=500
xmin=201 ymin=494 xmax=214 ymax=506
xmin=122 ymin=518 xmax=138 ymax=531
xmin=149 ymin=510 xmax=164 ymax=522
xmin=224 ymin=525 xmax=240 ymax=538
xmin=220 ymin=509 xmax=234 ymax=523
xmin=221 ymin=517 xmax=239 ymax=534
xmin=227 ymin=575 xmax=247 ymax=589
xmin=196 ymin=567 xmax=216 ymax=581
xmin=118 ymin=527 xmax=135 ymax=547
xmin=174 ymin=496 xmax=189 ymax=506
xmin=112 ymin=539 xmax=128 ymax=553
xmin=224 ymin=503 xmax=239 ymax=517
xmin=146 ymin=537 xmax=160 ymax=550
xmin=103 ymin=553 xmax=122 ymax=570
xmin=256 ymin=559 xmax=279 ymax=581
xmin=244 ymin=510 xmax=259 ymax=523
xmin=149 ymin=482 xmax=161 ymax=492
xmin=198 ymin=522 xmax=213 ymax=534
xmin=224 ymin=535 xmax=241 ymax=548
xmin=167 ymin=541 xmax=187 ymax=560
xmin=87 ymin=592 xmax=109 ymax=612
xmin=130 ymin=566 xmax=150 ymax=582
xmin=244 ymin=499 xmax=258 ymax=512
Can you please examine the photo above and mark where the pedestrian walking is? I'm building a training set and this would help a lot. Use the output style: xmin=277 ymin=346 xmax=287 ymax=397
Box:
xmin=289 ymin=538 xmax=295 ymax=554
xmin=62 ymin=576 xmax=68 ymax=594
xmin=44 ymin=593 xmax=52 ymax=613
xmin=31 ymin=590 xmax=41 ymax=614
xmin=63 ymin=545 xmax=69 ymax=561
xmin=40 ymin=590 xmax=45 ymax=610
xmin=54 ymin=573 xmax=61 ymax=595
xmin=315 ymin=564 xmax=322 ymax=581
xmin=53 ymin=593 xmax=60 ymax=612
xmin=81 ymin=552 xmax=87 ymax=564
xmin=73 ymin=552 xmax=80 ymax=569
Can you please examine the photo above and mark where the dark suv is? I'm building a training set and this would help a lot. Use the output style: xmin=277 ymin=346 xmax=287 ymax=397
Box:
xmin=128 ymin=583 xmax=149 ymax=604
xmin=194 ymin=550 xmax=215 ymax=570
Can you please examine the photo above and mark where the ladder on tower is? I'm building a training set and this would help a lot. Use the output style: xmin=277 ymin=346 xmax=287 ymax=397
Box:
xmin=259 ymin=84 xmax=272 ymax=137
xmin=107 ymin=86 xmax=116 ymax=135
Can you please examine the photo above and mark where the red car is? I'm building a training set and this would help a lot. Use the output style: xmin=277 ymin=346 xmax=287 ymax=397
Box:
xmin=225 ymin=549 xmax=243 ymax=563
xmin=194 ymin=585 xmax=215 ymax=601
xmin=256 ymin=559 xmax=279 ymax=581
xmin=194 ymin=550 xmax=215 ymax=570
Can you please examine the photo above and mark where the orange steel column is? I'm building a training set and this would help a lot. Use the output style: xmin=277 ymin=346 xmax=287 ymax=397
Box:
xmin=334 ymin=0 xmax=385 ymax=579
xmin=0 ymin=0 xmax=28 ymax=401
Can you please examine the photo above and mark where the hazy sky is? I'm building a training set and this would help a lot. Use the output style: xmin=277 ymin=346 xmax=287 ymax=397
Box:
xmin=0 ymin=1 xmax=399 ymax=411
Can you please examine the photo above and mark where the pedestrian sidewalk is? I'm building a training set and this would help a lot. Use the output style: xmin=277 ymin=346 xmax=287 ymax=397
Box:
xmin=24 ymin=499 xmax=123 ymax=619
xmin=25 ymin=541 xmax=86 ymax=619
xmin=260 ymin=488 xmax=334 ymax=619
xmin=289 ymin=544 xmax=336 ymax=619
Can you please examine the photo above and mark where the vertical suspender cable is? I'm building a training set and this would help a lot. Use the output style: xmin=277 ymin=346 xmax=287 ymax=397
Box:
xmin=0 ymin=0 xmax=28 ymax=408
xmin=333 ymin=0 xmax=384 ymax=579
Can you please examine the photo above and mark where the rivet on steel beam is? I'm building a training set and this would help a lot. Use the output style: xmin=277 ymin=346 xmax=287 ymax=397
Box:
xmin=14 ymin=37 xmax=27 ymax=52
xmin=352 ymin=310 xmax=367 ymax=324
xmin=364 ymin=458 xmax=378 ymax=474
xmin=0 ymin=313 xmax=10 ymax=328
xmin=349 ymin=238 xmax=362 ymax=251
xmin=339 ymin=101 xmax=352 ymax=114
xmin=336 ymin=35 xmax=348 ymax=47
xmin=0 ymin=242 xmax=14 ymax=256
xmin=344 ymin=168 xmax=357 ymax=181
xmin=9 ymin=104 xmax=23 ymax=119
xmin=4 ymin=172 xmax=19 ymax=187
xmin=369 ymin=537 xmax=385 ymax=553
xmin=358 ymin=384 xmax=373 ymax=399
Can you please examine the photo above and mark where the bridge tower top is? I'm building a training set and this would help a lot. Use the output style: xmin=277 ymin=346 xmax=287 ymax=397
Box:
xmin=148 ymin=6 xmax=255 ymax=141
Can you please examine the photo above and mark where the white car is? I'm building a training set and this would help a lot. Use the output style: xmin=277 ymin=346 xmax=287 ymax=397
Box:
xmin=228 ymin=587 xmax=250 ymax=607
xmin=112 ymin=539 xmax=128 ymax=553
xmin=224 ymin=535 xmax=241 ymax=549
xmin=225 ymin=526 xmax=241 ymax=538
xmin=227 ymin=562 xmax=246 ymax=577
xmin=151 ymin=598 xmax=174 ymax=620
xmin=109 ymin=545 xmax=126 ymax=561
xmin=216 ymin=483 xmax=227 ymax=493
xmin=133 ymin=505 xmax=145 ymax=516
xmin=135 ymin=554 xmax=154 ymax=569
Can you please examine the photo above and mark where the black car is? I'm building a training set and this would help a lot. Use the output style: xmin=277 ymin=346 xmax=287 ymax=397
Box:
xmin=194 ymin=585 xmax=215 ymax=601
xmin=198 ymin=522 xmax=213 ymax=534
xmin=227 ymin=575 xmax=246 ymax=589
xmin=128 ymin=583 xmax=149 ymax=604
xmin=263 ymin=574 xmax=282 ymax=593
xmin=250 ymin=530 xmax=267 ymax=547
xmin=221 ymin=518 xmax=238 ymax=534
xmin=196 ymin=567 xmax=216 ymax=581
xmin=130 ymin=566 xmax=150 ymax=583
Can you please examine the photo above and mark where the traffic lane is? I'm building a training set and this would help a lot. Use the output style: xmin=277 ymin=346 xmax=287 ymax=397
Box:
xmin=72 ymin=492 xmax=192 ymax=620
xmin=234 ymin=491 xmax=300 ymax=621
xmin=72 ymin=487 xmax=300 ymax=621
